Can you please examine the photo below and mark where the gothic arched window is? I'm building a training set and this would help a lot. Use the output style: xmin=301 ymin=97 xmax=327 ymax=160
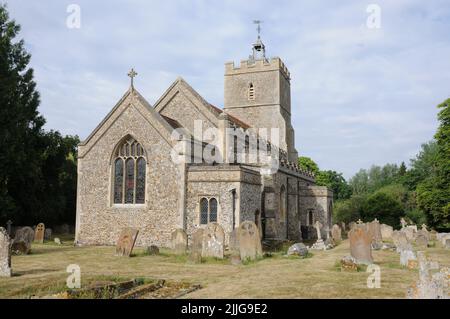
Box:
xmin=113 ymin=137 xmax=146 ymax=205
xmin=199 ymin=197 xmax=219 ymax=224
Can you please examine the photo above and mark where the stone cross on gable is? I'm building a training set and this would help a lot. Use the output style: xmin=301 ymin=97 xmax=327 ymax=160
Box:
xmin=128 ymin=68 xmax=138 ymax=88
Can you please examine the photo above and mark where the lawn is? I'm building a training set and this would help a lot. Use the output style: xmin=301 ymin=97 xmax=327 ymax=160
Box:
xmin=0 ymin=238 xmax=448 ymax=299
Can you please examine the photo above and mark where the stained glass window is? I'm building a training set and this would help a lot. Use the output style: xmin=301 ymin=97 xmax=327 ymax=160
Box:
xmin=113 ymin=137 xmax=146 ymax=205
xmin=113 ymin=159 xmax=123 ymax=204
xmin=136 ymin=158 xmax=146 ymax=204
xmin=200 ymin=198 xmax=208 ymax=224
xmin=209 ymin=198 xmax=217 ymax=222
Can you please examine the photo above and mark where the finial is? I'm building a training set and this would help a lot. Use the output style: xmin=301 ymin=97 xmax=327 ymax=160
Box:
xmin=249 ymin=20 xmax=266 ymax=63
xmin=127 ymin=68 xmax=138 ymax=88
xmin=253 ymin=20 xmax=262 ymax=38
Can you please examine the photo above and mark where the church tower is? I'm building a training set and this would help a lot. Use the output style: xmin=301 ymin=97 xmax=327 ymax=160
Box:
xmin=223 ymin=24 xmax=298 ymax=162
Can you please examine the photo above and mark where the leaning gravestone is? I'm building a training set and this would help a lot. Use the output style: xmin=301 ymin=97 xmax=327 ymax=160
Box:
xmin=12 ymin=226 xmax=34 ymax=255
xmin=34 ymin=223 xmax=45 ymax=243
xmin=238 ymin=221 xmax=262 ymax=261
xmin=380 ymin=224 xmax=393 ymax=240
xmin=171 ymin=229 xmax=188 ymax=254
xmin=331 ymin=224 xmax=342 ymax=242
xmin=348 ymin=227 xmax=373 ymax=264
xmin=115 ymin=228 xmax=139 ymax=257
xmin=201 ymin=223 xmax=225 ymax=259
xmin=0 ymin=227 xmax=12 ymax=277
xmin=189 ymin=228 xmax=204 ymax=263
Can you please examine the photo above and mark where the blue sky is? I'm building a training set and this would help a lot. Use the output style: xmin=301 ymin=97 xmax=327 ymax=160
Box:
xmin=6 ymin=0 xmax=450 ymax=178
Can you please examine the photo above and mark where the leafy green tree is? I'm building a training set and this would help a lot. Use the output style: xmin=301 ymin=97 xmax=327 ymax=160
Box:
xmin=403 ymin=141 xmax=438 ymax=190
xmin=298 ymin=156 xmax=319 ymax=175
xmin=333 ymin=195 xmax=366 ymax=224
xmin=361 ymin=192 xmax=403 ymax=228
xmin=316 ymin=170 xmax=352 ymax=200
xmin=416 ymin=99 xmax=450 ymax=230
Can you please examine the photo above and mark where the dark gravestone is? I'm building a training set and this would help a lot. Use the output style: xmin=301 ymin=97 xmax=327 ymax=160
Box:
xmin=115 ymin=228 xmax=139 ymax=257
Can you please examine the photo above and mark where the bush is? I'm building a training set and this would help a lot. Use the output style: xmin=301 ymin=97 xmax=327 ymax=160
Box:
xmin=361 ymin=193 xmax=403 ymax=228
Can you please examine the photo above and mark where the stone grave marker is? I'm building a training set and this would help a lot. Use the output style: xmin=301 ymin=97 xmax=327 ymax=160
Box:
xmin=287 ymin=243 xmax=308 ymax=257
xmin=238 ymin=221 xmax=262 ymax=261
xmin=201 ymin=223 xmax=225 ymax=259
xmin=44 ymin=228 xmax=52 ymax=240
xmin=348 ymin=227 xmax=373 ymax=264
xmin=171 ymin=228 xmax=188 ymax=254
xmin=0 ymin=227 xmax=12 ymax=277
xmin=34 ymin=223 xmax=45 ymax=243
xmin=380 ymin=224 xmax=393 ymax=240
xmin=331 ymin=224 xmax=342 ymax=242
xmin=146 ymin=245 xmax=159 ymax=255
xmin=115 ymin=228 xmax=139 ymax=257
xmin=189 ymin=228 xmax=204 ymax=263
xmin=6 ymin=220 xmax=12 ymax=236
xmin=12 ymin=226 xmax=34 ymax=255
xmin=228 ymin=228 xmax=241 ymax=265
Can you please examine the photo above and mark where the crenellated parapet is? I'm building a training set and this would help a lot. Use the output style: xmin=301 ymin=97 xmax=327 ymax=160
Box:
xmin=225 ymin=57 xmax=291 ymax=81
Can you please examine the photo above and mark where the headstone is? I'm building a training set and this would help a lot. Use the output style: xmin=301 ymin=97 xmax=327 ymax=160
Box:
xmin=380 ymin=224 xmax=393 ymax=240
xmin=349 ymin=222 xmax=356 ymax=230
xmin=331 ymin=224 xmax=342 ymax=242
xmin=415 ymin=230 xmax=429 ymax=248
xmin=238 ymin=221 xmax=262 ymax=261
xmin=115 ymin=228 xmax=139 ymax=257
xmin=189 ymin=228 xmax=204 ymax=263
xmin=367 ymin=219 xmax=382 ymax=244
xmin=34 ymin=223 xmax=45 ymax=243
xmin=392 ymin=230 xmax=411 ymax=253
xmin=171 ymin=228 xmax=188 ymax=254
xmin=145 ymin=245 xmax=159 ymax=255
xmin=403 ymin=226 xmax=416 ymax=242
xmin=400 ymin=217 xmax=407 ymax=229
xmin=44 ymin=228 xmax=52 ymax=240
xmin=348 ymin=227 xmax=373 ymax=264
xmin=310 ymin=220 xmax=326 ymax=250
xmin=12 ymin=226 xmax=34 ymax=255
xmin=6 ymin=220 xmax=12 ymax=236
xmin=287 ymin=243 xmax=308 ymax=257
xmin=429 ymin=230 xmax=437 ymax=241
xmin=228 ymin=229 xmax=241 ymax=265
xmin=400 ymin=249 xmax=416 ymax=267
xmin=54 ymin=238 xmax=62 ymax=245
xmin=0 ymin=227 xmax=12 ymax=277
xmin=341 ymin=222 xmax=346 ymax=233
xmin=445 ymin=239 xmax=450 ymax=249
xmin=202 ymin=223 xmax=225 ymax=259
xmin=439 ymin=233 xmax=450 ymax=247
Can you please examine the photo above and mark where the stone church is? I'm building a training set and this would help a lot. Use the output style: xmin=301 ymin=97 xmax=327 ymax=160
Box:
xmin=75 ymin=34 xmax=333 ymax=247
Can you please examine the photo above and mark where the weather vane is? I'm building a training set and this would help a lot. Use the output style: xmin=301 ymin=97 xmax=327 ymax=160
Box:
xmin=253 ymin=20 xmax=263 ymax=38
xmin=128 ymin=68 xmax=138 ymax=88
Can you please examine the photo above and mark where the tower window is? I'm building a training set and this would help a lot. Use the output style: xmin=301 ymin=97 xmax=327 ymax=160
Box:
xmin=248 ymin=83 xmax=255 ymax=101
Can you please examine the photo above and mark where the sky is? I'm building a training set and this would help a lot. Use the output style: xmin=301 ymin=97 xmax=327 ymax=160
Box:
xmin=6 ymin=0 xmax=450 ymax=178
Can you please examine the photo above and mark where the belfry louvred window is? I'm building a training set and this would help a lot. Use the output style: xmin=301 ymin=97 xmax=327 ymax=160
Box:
xmin=113 ymin=137 xmax=146 ymax=204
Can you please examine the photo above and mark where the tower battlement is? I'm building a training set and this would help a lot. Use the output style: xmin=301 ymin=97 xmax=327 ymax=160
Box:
xmin=225 ymin=57 xmax=291 ymax=81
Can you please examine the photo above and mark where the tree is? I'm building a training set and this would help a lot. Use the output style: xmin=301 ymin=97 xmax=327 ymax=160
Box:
xmin=361 ymin=192 xmax=403 ymax=228
xmin=298 ymin=156 xmax=319 ymax=175
xmin=0 ymin=4 xmax=45 ymax=224
xmin=333 ymin=195 xmax=366 ymax=224
xmin=403 ymin=141 xmax=438 ymax=190
xmin=316 ymin=170 xmax=352 ymax=200
xmin=416 ymin=98 xmax=450 ymax=230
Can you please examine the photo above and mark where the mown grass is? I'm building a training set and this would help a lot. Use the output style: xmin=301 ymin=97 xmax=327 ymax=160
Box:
xmin=1 ymin=238 xmax=448 ymax=299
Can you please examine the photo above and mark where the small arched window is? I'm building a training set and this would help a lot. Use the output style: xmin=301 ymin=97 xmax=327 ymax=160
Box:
xmin=308 ymin=210 xmax=314 ymax=226
xmin=248 ymin=83 xmax=255 ymax=101
xmin=113 ymin=137 xmax=146 ymax=204
xmin=199 ymin=197 xmax=219 ymax=224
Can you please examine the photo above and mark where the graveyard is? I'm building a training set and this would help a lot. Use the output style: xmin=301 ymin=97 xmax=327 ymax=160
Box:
xmin=0 ymin=222 xmax=449 ymax=299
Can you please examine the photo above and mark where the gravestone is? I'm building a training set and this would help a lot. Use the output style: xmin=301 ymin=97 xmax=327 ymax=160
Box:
xmin=349 ymin=222 xmax=356 ymax=231
xmin=310 ymin=221 xmax=326 ymax=250
xmin=400 ymin=217 xmax=407 ymax=229
xmin=341 ymin=222 xmax=346 ymax=233
xmin=145 ymin=245 xmax=159 ymax=255
xmin=238 ymin=221 xmax=262 ymax=261
xmin=380 ymin=224 xmax=393 ymax=240
xmin=228 ymin=229 xmax=241 ymax=265
xmin=0 ymin=227 xmax=12 ymax=277
xmin=348 ymin=227 xmax=373 ymax=264
xmin=171 ymin=229 xmax=188 ymax=254
xmin=287 ymin=243 xmax=308 ymax=257
xmin=44 ymin=228 xmax=52 ymax=240
xmin=12 ymin=226 xmax=34 ymax=255
xmin=115 ymin=228 xmax=139 ymax=257
xmin=331 ymin=224 xmax=342 ymax=242
xmin=368 ymin=219 xmax=382 ymax=244
xmin=415 ymin=230 xmax=429 ymax=248
xmin=438 ymin=233 xmax=450 ymax=247
xmin=393 ymin=230 xmax=411 ymax=253
xmin=403 ymin=227 xmax=416 ymax=242
xmin=202 ymin=223 xmax=225 ymax=259
xmin=54 ymin=238 xmax=62 ymax=245
xmin=445 ymin=239 xmax=450 ymax=249
xmin=189 ymin=228 xmax=204 ymax=263
xmin=400 ymin=249 xmax=416 ymax=267
xmin=34 ymin=223 xmax=45 ymax=243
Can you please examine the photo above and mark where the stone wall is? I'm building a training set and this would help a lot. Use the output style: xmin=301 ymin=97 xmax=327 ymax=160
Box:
xmin=299 ymin=186 xmax=333 ymax=239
